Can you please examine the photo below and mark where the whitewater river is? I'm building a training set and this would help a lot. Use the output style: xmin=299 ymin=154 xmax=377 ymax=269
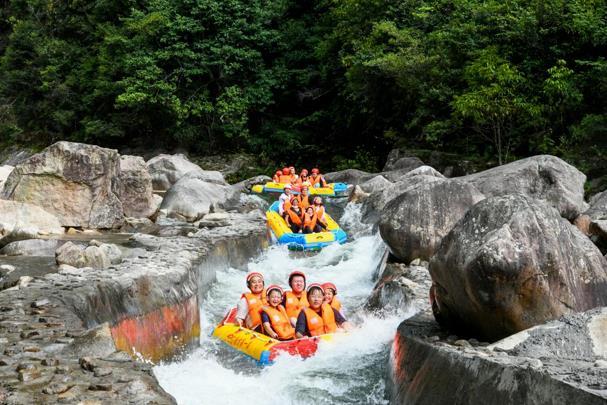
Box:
xmin=154 ymin=205 xmax=413 ymax=404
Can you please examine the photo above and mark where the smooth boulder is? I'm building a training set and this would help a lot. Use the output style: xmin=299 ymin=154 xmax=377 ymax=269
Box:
xmin=359 ymin=175 xmax=391 ymax=194
xmin=383 ymin=156 xmax=425 ymax=172
xmin=461 ymin=155 xmax=588 ymax=220
xmin=116 ymin=156 xmax=156 ymax=219
xmin=0 ymin=200 xmax=64 ymax=247
xmin=0 ymin=165 xmax=13 ymax=189
xmin=146 ymin=153 xmax=206 ymax=190
xmin=379 ymin=179 xmax=484 ymax=263
xmin=324 ymin=169 xmax=374 ymax=186
xmin=0 ymin=239 xmax=59 ymax=256
xmin=429 ymin=194 xmax=607 ymax=341
xmin=1 ymin=141 xmax=124 ymax=228
xmin=55 ymin=242 xmax=111 ymax=269
xmin=160 ymin=171 xmax=236 ymax=222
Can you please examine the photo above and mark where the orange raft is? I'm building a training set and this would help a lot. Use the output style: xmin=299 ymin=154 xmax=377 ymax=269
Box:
xmin=212 ymin=308 xmax=336 ymax=365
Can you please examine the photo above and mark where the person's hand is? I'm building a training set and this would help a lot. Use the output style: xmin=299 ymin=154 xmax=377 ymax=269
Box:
xmin=270 ymin=331 xmax=278 ymax=339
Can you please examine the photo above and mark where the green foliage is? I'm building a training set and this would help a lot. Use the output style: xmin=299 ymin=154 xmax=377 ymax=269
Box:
xmin=0 ymin=0 xmax=606 ymax=171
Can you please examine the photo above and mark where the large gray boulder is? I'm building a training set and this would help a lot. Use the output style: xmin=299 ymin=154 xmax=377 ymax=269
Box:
xmin=160 ymin=171 xmax=236 ymax=222
xmin=1 ymin=142 xmax=124 ymax=228
xmin=0 ymin=200 xmax=64 ymax=247
xmin=116 ymin=156 xmax=156 ymax=218
xmin=359 ymin=175 xmax=391 ymax=194
xmin=361 ymin=168 xmax=445 ymax=224
xmin=55 ymin=241 xmax=111 ymax=269
xmin=430 ymin=194 xmax=607 ymax=341
xmin=324 ymin=169 xmax=375 ymax=186
xmin=461 ymin=155 xmax=588 ymax=220
xmin=146 ymin=153 xmax=219 ymax=190
xmin=379 ymin=179 xmax=485 ymax=263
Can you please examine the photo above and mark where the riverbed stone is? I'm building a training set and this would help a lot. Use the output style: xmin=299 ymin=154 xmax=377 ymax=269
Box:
xmin=0 ymin=165 xmax=13 ymax=190
xmin=429 ymin=194 xmax=607 ymax=341
xmin=0 ymin=239 xmax=60 ymax=256
xmin=115 ymin=155 xmax=156 ymax=219
xmin=0 ymin=200 xmax=65 ymax=247
xmin=366 ymin=263 xmax=431 ymax=313
xmin=359 ymin=175 xmax=391 ymax=194
xmin=460 ymin=154 xmax=588 ymax=220
xmin=98 ymin=243 xmax=122 ymax=265
xmin=379 ymin=179 xmax=485 ymax=263
xmin=55 ymin=242 xmax=110 ymax=269
xmin=146 ymin=153 xmax=206 ymax=190
xmin=1 ymin=141 xmax=124 ymax=228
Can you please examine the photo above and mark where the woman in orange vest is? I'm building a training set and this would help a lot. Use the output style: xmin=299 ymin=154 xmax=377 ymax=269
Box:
xmin=295 ymin=283 xmax=351 ymax=338
xmin=302 ymin=206 xmax=321 ymax=234
xmin=272 ymin=170 xmax=282 ymax=183
xmin=296 ymin=187 xmax=312 ymax=211
xmin=289 ymin=167 xmax=298 ymax=184
xmin=261 ymin=285 xmax=295 ymax=340
xmin=312 ymin=196 xmax=328 ymax=230
xmin=283 ymin=270 xmax=309 ymax=326
xmin=322 ymin=282 xmax=344 ymax=317
xmin=285 ymin=197 xmax=304 ymax=233
xmin=309 ymin=168 xmax=327 ymax=188
xmin=235 ymin=272 xmax=267 ymax=332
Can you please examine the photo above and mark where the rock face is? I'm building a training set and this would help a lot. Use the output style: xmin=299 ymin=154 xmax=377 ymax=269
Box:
xmin=429 ymin=194 xmax=607 ymax=341
xmin=365 ymin=263 xmax=431 ymax=313
xmin=146 ymin=154 xmax=205 ymax=190
xmin=116 ymin=156 xmax=156 ymax=218
xmin=358 ymin=175 xmax=391 ymax=194
xmin=461 ymin=155 xmax=588 ymax=220
xmin=379 ymin=179 xmax=485 ymax=263
xmin=0 ymin=200 xmax=64 ymax=247
xmin=383 ymin=156 xmax=425 ymax=172
xmin=160 ymin=171 xmax=236 ymax=222
xmin=324 ymin=169 xmax=374 ymax=186
xmin=1 ymin=142 xmax=124 ymax=228
xmin=389 ymin=311 xmax=607 ymax=405
xmin=361 ymin=167 xmax=445 ymax=225
xmin=0 ymin=165 xmax=13 ymax=189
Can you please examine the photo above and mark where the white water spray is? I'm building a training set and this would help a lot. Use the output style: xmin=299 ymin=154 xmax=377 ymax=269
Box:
xmin=155 ymin=203 xmax=410 ymax=404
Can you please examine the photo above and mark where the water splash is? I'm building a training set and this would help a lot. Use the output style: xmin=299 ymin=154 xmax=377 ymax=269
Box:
xmin=154 ymin=231 xmax=409 ymax=405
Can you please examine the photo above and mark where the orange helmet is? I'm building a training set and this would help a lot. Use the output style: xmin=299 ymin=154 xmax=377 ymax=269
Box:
xmin=301 ymin=169 xmax=308 ymax=175
xmin=246 ymin=272 xmax=264 ymax=285
xmin=322 ymin=282 xmax=337 ymax=294
xmin=266 ymin=284 xmax=284 ymax=296
xmin=306 ymin=283 xmax=324 ymax=294
xmin=275 ymin=170 xmax=282 ymax=176
xmin=311 ymin=168 xmax=319 ymax=174
xmin=288 ymin=270 xmax=306 ymax=286
xmin=282 ymin=167 xmax=289 ymax=175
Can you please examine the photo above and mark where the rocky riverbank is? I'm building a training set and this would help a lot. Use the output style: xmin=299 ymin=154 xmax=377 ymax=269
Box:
xmin=0 ymin=142 xmax=270 ymax=403
xmin=344 ymin=150 xmax=607 ymax=404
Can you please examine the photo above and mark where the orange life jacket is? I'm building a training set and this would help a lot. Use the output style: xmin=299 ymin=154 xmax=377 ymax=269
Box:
xmin=262 ymin=305 xmax=295 ymax=340
xmin=310 ymin=175 xmax=327 ymax=187
xmin=286 ymin=207 xmax=303 ymax=226
xmin=290 ymin=174 xmax=299 ymax=184
xmin=284 ymin=291 xmax=309 ymax=320
xmin=314 ymin=205 xmax=326 ymax=222
xmin=330 ymin=297 xmax=342 ymax=312
xmin=278 ymin=175 xmax=292 ymax=184
xmin=303 ymin=211 xmax=317 ymax=230
xmin=242 ymin=291 xmax=267 ymax=329
xmin=273 ymin=175 xmax=280 ymax=183
xmin=304 ymin=304 xmax=337 ymax=336
xmin=297 ymin=195 xmax=311 ymax=211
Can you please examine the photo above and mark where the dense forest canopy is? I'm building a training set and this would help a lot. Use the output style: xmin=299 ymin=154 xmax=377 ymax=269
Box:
xmin=0 ymin=0 xmax=605 ymax=173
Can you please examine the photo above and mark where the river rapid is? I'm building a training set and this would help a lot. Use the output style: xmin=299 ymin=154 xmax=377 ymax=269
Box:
xmin=154 ymin=204 xmax=413 ymax=404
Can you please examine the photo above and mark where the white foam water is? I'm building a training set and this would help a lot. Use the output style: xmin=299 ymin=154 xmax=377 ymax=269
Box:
xmin=155 ymin=204 xmax=410 ymax=404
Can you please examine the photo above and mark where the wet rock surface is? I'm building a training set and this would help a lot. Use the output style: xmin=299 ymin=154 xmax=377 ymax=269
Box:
xmin=0 ymin=212 xmax=267 ymax=403
xmin=389 ymin=310 xmax=607 ymax=405
xmin=366 ymin=262 xmax=431 ymax=314
xmin=429 ymin=194 xmax=607 ymax=341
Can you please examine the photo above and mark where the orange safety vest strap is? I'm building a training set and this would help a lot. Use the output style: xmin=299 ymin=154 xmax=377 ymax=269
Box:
xmin=285 ymin=291 xmax=309 ymax=320
xmin=287 ymin=208 xmax=303 ymax=225
xmin=242 ymin=291 xmax=267 ymax=329
xmin=279 ymin=175 xmax=292 ymax=183
xmin=304 ymin=304 xmax=337 ymax=337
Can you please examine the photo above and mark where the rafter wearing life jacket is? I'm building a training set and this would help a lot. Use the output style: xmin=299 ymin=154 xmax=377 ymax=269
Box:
xmin=241 ymin=291 xmax=267 ymax=330
xmin=284 ymin=290 xmax=308 ymax=321
xmin=273 ymin=170 xmax=282 ymax=183
xmin=262 ymin=304 xmax=295 ymax=340
xmin=302 ymin=207 xmax=320 ymax=233
xmin=309 ymin=168 xmax=327 ymax=188
xmin=278 ymin=167 xmax=292 ymax=184
xmin=303 ymin=304 xmax=337 ymax=336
